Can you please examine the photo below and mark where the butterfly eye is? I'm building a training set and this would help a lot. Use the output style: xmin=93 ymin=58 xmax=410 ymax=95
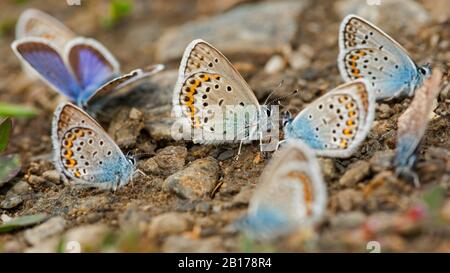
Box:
xmin=418 ymin=67 xmax=429 ymax=75
xmin=127 ymin=157 xmax=136 ymax=165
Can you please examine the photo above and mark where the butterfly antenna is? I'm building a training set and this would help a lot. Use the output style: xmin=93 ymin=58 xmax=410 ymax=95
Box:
xmin=267 ymin=89 xmax=299 ymax=106
xmin=263 ymin=80 xmax=285 ymax=105
xmin=131 ymin=152 xmax=154 ymax=159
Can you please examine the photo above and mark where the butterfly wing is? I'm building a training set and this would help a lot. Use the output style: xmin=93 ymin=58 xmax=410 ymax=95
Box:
xmin=173 ymin=39 xmax=260 ymax=144
xmin=83 ymin=64 xmax=165 ymax=107
xmin=52 ymin=103 xmax=134 ymax=190
xmin=65 ymin=37 xmax=120 ymax=104
xmin=12 ymin=38 xmax=81 ymax=101
xmin=395 ymin=69 xmax=443 ymax=173
xmin=285 ymin=80 xmax=375 ymax=158
xmin=242 ymin=140 xmax=327 ymax=238
xmin=16 ymin=9 xmax=76 ymax=50
xmin=338 ymin=15 xmax=420 ymax=100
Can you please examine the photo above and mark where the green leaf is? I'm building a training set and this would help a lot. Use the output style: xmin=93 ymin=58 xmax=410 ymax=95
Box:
xmin=102 ymin=0 xmax=134 ymax=28
xmin=0 ymin=154 xmax=21 ymax=185
xmin=0 ymin=214 xmax=47 ymax=233
xmin=422 ymin=185 xmax=445 ymax=211
xmin=0 ymin=103 xmax=37 ymax=118
xmin=0 ymin=118 xmax=12 ymax=152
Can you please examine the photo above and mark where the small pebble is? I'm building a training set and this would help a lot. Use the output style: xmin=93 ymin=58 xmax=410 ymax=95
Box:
xmin=339 ymin=160 xmax=371 ymax=186
xmin=9 ymin=181 xmax=32 ymax=195
xmin=329 ymin=211 xmax=367 ymax=229
xmin=163 ymin=157 xmax=220 ymax=200
xmin=42 ymin=170 xmax=61 ymax=184
xmin=148 ymin=212 xmax=191 ymax=236
xmin=377 ymin=103 xmax=395 ymax=119
xmin=27 ymin=175 xmax=45 ymax=186
xmin=24 ymin=216 xmax=66 ymax=246
xmin=129 ymin=108 xmax=143 ymax=120
xmin=264 ymin=55 xmax=286 ymax=74
xmin=139 ymin=146 xmax=187 ymax=176
xmin=330 ymin=189 xmax=364 ymax=212
xmin=1 ymin=194 xmax=23 ymax=209
xmin=369 ymin=150 xmax=395 ymax=173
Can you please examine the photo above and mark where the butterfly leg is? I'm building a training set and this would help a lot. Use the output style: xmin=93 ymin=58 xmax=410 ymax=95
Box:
xmin=234 ymin=140 xmax=244 ymax=161
xmin=275 ymin=139 xmax=286 ymax=151
xmin=258 ymin=131 xmax=271 ymax=159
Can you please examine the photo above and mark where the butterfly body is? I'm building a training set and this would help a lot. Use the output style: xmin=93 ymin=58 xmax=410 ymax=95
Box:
xmin=338 ymin=14 xmax=431 ymax=100
xmin=284 ymin=80 xmax=375 ymax=158
xmin=52 ymin=103 xmax=135 ymax=190
xmin=238 ymin=140 xmax=327 ymax=239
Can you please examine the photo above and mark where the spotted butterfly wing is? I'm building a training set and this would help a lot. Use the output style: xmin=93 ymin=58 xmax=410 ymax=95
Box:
xmin=52 ymin=103 xmax=134 ymax=190
xmin=173 ymin=39 xmax=261 ymax=144
xmin=238 ymin=140 xmax=327 ymax=239
xmin=338 ymin=14 xmax=428 ymax=100
xmin=284 ymin=80 xmax=375 ymax=158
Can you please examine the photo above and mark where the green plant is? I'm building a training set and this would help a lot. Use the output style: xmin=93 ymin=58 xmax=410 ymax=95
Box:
xmin=0 ymin=102 xmax=37 ymax=118
xmin=0 ymin=214 xmax=47 ymax=233
xmin=0 ymin=118 xmax=12 ymax=152
xmin=102 ymin=0 xmax=134 ymax=29
xmin=0 ymin=17 xmax=16 ymax=38
xmin=0 ymin=103 xmax=37 ymax=184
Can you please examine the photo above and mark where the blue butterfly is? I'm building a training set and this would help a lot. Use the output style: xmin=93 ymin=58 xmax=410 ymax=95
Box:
xmin=52 ymin=102 xmax=136 ymax=190
xmin=338 ymin=14 xmax=431 ymax=100
xmin=283 ymin=80 xmax=375 ymax=158
xmin=236 ymin=140 xmax=327 ymax=239
xmin=12 ymin=37 xmax=163 ymax=111
xmin=394 ymin=68 xmax=443 ymax=187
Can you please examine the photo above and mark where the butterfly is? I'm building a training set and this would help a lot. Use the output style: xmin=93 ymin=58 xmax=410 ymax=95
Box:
xmin=12 ymin=9 xmax=164 ymax=111
xmin=338 ymin=14 xmax=431 ymax=101
xmin=172 ymin=39 xmax=266 ymax=145
xmin=236 ymin=139 xmax=327 ymax=239
xmin=394 ymin=68 xmax=443 ymax=187
xmin=283 ymin=80 xmax=375 ymax=158
xmin=52 ymin=102 xmax=136 ymax=190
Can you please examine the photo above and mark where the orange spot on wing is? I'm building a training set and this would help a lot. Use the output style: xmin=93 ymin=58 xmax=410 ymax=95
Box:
xmin=63 ymin=149 xmax=73 ymax=159
xmin=182 ymin=73 xmax=219 ymax=128
xmin=286 ymin=171 xmax=314 ymax=216
xmin=343 ymin=128 xmax=353 ymax=136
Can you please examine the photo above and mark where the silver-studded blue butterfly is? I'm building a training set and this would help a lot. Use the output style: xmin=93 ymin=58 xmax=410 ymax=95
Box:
xmin=394 ymin=68 xmax=443 ymax=187
xmin=283 ymin=80 xmax=375 ymax=158
xmin=338 ymin=14 xmax=431 ymax=100
xmin=52 ymin=102 xmax=135 ymax=190
xmin=12 ymin=36 xmax=163 ymax=111
xmin=236 ymin=140 xmax=327 ymax=239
